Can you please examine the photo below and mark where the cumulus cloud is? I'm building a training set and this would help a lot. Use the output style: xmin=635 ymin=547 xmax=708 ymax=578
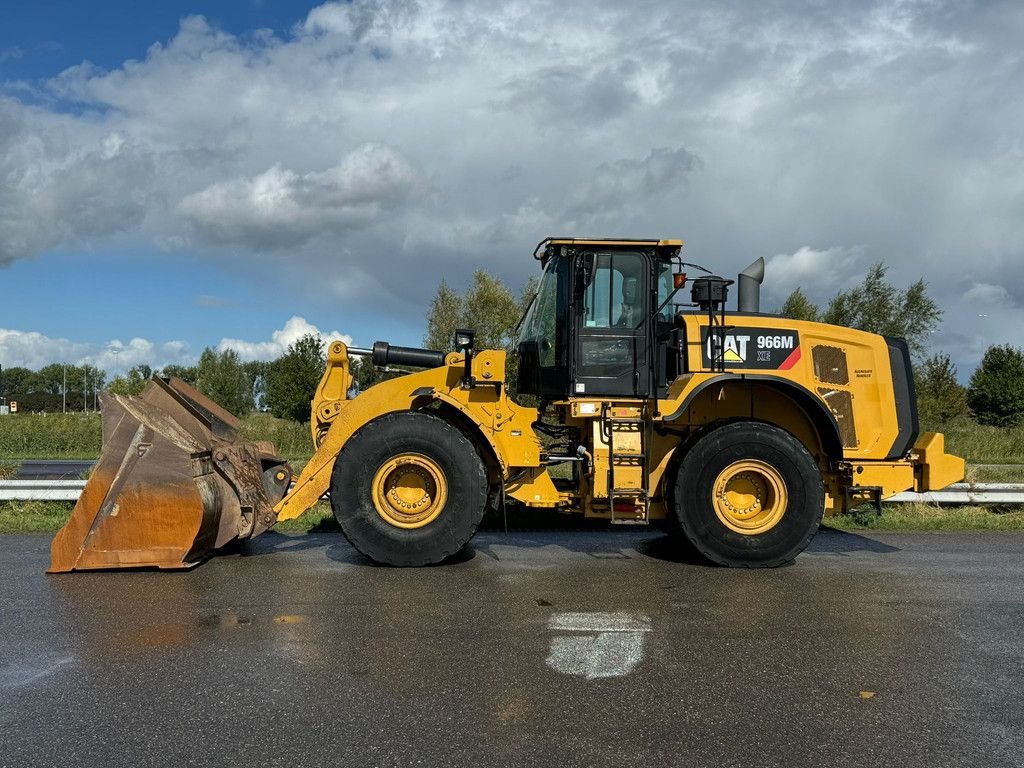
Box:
xmin=0 ymin=328 xmax=192 ymax=374
xmin=0 ymin=113 xmax=155 ymax=263
xmin=964 ymin=282 xmax=1012 ymax=307
xmin=218 ymin=316 xmax=352 ymax=361
xmin=0 ymin=316 xmax=354 ymax=375
xmin=179 ymin=143 xmax=416 ymax=249
xmin=1 ymin=0 xmax=1023 ymax=372
xmin=763 ymin=246 xmax=864 ymax=306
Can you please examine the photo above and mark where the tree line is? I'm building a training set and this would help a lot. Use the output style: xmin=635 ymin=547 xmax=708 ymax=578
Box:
xmin=3 ymin=264 xmax=1023 ymax=428
xmin=0 ymin=363 xmax=107 ymax=413
xmin=779 ymin=262 xmax=1024 ymax=427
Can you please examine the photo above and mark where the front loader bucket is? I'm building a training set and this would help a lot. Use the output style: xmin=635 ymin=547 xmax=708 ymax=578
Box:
xmin=49 ymin=377 xmax=292 ymax=572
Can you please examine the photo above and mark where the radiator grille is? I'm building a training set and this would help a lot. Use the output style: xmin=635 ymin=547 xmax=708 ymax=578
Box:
xmin=818 ymin=388 xmax=858 ymax=448
xmin=812 ymin=345 xmax=849 ymax=385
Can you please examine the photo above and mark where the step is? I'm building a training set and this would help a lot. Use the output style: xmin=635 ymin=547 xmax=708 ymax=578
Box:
xmin=610 ymin=488 xmax=647 ymax=497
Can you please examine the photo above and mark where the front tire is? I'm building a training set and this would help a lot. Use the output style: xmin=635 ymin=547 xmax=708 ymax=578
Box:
xmin=330 ymin=411 xmax=488 ymax=566
xmin=670 ymin=422 xmax=824 ymax=567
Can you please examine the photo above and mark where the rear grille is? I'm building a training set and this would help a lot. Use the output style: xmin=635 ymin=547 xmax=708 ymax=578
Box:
xmin=812 ymin=345 xmax=849 ymax=385
xmin=818 ymin=388 xmax=858 ymax=448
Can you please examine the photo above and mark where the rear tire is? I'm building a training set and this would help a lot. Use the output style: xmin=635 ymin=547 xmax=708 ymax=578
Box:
xmin=670 ymin=422 xmax=824 ymax=567
xmin=330 ymin=411 xmax=488 ymax=566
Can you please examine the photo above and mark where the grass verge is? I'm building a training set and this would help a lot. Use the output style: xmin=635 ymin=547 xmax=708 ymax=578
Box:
xmin=830 ymin=503 xmax=1024 ymax=532
xmin=0 ymin=411 xmax=314 ymax=464
xmin=0 ymin=500 xmax=340 ymax=534
xmin=0 ymin=501 xmax=76 ymax=533
xmin=0 ymin=413 xmax=102 ymax=459
xmin=273 ymin=502 xmax=339 ymax=533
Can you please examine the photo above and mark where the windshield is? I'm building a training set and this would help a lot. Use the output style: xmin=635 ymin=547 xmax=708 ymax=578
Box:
xmin=520 ymin=257 xmax=560 ymax=366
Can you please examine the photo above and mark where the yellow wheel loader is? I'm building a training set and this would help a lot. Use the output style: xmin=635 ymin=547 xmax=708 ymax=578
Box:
xmin=49 ymin=237 xmax=965 ymax=572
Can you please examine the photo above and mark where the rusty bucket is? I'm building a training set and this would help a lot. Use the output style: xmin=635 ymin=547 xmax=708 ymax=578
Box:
xmin=49 ymin=378 xmax=292 ymax=572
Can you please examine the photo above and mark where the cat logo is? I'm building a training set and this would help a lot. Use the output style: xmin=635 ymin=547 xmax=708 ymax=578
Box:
xmin=707 ymin=334 xmax=750 ymax=363
xmin=701 ymin=326 xmax=801 ymax=371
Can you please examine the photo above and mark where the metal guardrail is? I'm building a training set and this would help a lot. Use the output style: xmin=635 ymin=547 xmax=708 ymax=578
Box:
xmin=0 ymin=480 xmax=88 ymax=501
xmin=887 ymin=484 xmax=1024 ymax=504
xmin=2 ymin=480 xmax=1024 ymax=505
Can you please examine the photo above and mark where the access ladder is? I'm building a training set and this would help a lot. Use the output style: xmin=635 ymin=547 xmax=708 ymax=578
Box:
xmin=601 ymin=401 xmax=651 ymax=524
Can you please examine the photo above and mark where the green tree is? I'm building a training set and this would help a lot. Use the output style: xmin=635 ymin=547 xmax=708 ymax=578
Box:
xmin=159 ymin=364 xmax=199 ymax=385
xmin=31 ymin=363 xmax=69 ymax=395
xmin=822 ymin=262 xmax=941 ymax=357
xmin=914 ymin=353 xmax=967 ymax=426
xmin=423 ymin=271 xmax=531 ymax=395
xmin=196 ymin=347 xmax=253 ymax=416
xmin=780 ymin=288 xmax=820 ymax=322
xmin=107 ymin=365 xmax=152 ymax=397
xmin=463 ymin=271 xmax=522 ymax=350
xmin=0 ymin=366 xmax=33 ymax=396
xmin=967 ymin=345 xmax=1024 ymax=427
xmin=423 ymin=280 xmax=462 ymax=351
xmin=266 ymin=334 xmax=326 ymax=422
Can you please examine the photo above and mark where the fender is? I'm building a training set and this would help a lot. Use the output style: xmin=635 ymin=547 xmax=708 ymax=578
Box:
xmin=278 ymin=354 xmax=543 ymax=522
xmin=660 ymin=373 xmax=844 ymax=459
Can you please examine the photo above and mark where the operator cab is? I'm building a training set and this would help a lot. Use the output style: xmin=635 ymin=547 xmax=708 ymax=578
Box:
xmin=518 ymin=238 xmax=683 ymax=400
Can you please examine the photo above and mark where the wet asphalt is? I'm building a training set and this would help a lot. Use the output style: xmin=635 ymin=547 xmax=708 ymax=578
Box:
xmin=12 ymin=460 xmax=94 ymax=479
xmin=1 ymin=526 xmax=1022 ymax=768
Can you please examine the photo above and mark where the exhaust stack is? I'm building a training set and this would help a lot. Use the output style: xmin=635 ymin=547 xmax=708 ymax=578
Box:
xmin=738 ymin=257 xmax=765 ymax=313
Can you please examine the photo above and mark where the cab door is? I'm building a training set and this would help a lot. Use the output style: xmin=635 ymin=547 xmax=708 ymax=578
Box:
xmin=573 ymin=250 xmax=653 ymax=397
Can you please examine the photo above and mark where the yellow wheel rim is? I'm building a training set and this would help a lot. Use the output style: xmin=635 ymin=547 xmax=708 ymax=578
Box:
xmin=371 ymin=453 xmax=448 ymax=529
xmin=712 ymin=459 xmax=788 ymax=535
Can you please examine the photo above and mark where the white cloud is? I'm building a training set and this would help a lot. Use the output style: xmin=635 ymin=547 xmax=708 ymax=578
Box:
xmin=763 ymin=246 xmax=864 ymax=306
xmin=179 ymin=143 xmax=416 ymax=249
xmin=0 ymin=317 xmax=353 ymax=375
xmin=1 ymin=0 xmax=1023 ymax=373
xmin=0 ymin=328 xmax=192 ymax=374
xmin=218 ymin=316 xmax=352 ymax=361
xmin=964 ymin=282 xmax=1011 ymax=307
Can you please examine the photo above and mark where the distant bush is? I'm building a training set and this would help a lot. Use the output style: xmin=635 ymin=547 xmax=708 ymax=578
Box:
xmin=238 ymin=413 xmax=314 ymax=461
xmin=0 ymin=413 xmax=102 ymax=459
xmin=0 ymin=411 xmax=313 ymax=462
xmin=967 ymin=345 xmax=1024 ymax=427
xmin=915 ymin=353 xmax=968 ymax=427
xmin=266 ymin=334 xmax=325 ymax=422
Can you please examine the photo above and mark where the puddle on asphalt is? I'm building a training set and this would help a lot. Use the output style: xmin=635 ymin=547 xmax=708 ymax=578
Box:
xmin=545 ymin=612 xmax=652 ymax=680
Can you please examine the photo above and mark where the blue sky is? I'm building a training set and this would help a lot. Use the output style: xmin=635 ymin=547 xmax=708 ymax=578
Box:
xmin=1 ymin=1 xmax=302 ymax=79
xmin=1 ymin=1 xmax=1023 ymax=377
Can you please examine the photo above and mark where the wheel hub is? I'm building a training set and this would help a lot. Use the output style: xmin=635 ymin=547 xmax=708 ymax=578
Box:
xmin=712 ymin=459 xmax=788 ymax=535
xmin=372 ymin=453 xmax=448 ymax=529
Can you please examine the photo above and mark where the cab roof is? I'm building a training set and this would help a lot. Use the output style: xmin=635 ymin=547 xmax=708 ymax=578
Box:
xmin=534 ymin=236 xmax=683 ymax=264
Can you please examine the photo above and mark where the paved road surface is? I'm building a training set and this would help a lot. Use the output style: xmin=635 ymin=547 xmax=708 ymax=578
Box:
xmin=2 ymin=527 xmax=1022 ymax=767
xmin=13 ymin=460 xmax=94 ymax=479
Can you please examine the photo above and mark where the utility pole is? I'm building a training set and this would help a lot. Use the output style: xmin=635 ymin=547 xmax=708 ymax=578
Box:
xmin=63 ymin=365 xmax=67 ymax=414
